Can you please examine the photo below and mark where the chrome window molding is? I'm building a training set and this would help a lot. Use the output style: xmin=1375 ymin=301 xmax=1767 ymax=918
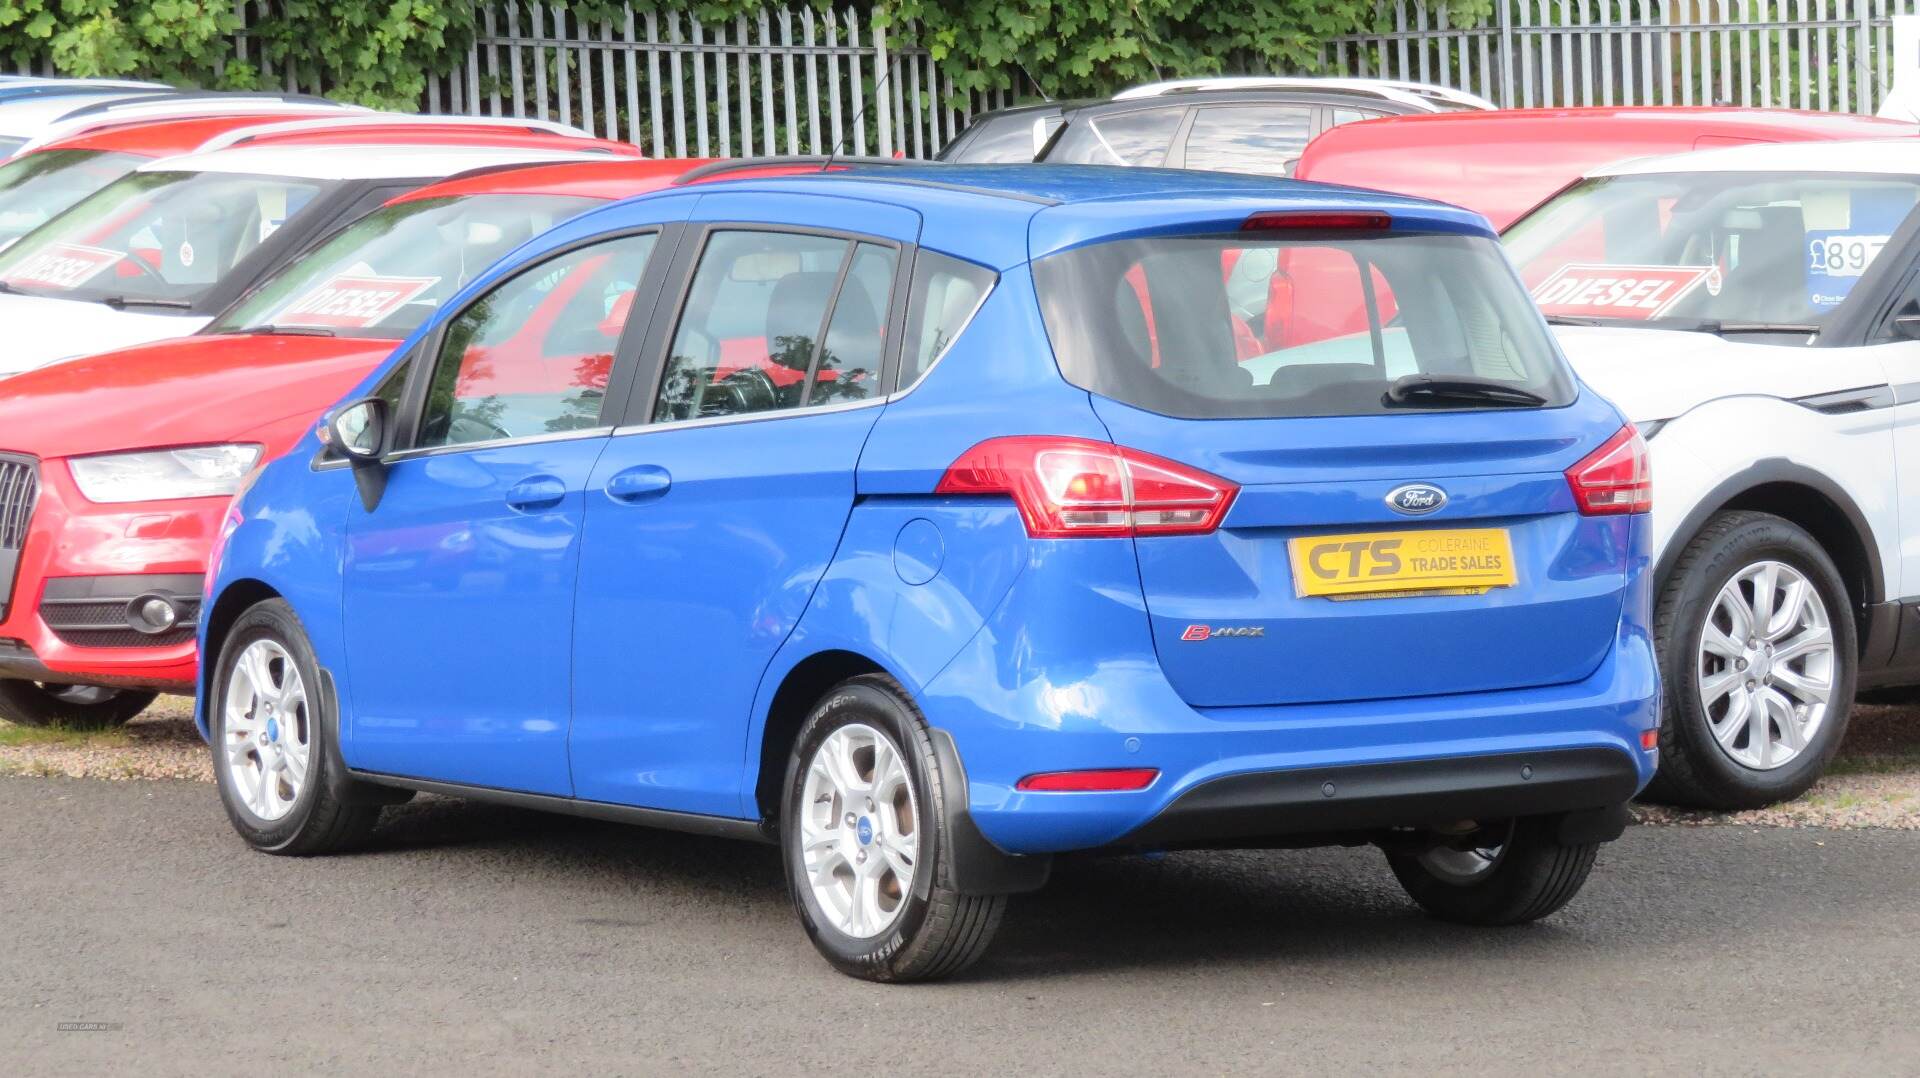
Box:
xmin=612 ymin=395 xmax=884 ymax=437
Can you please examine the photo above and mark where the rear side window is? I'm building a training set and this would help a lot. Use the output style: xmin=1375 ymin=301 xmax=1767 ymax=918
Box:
xmin=654 ymin=230 xmax=898 ymax=422
xmin=1182 ymin=106 xmax=1313 ymax=176
xmin=1034 ymin=230 xmax=1573 ymax=420
xmin=1046 ymin=107 xmax=1184 ymax=167
xmin=900 ymin=251 xmax=996 ymax=388
xmin=940 ymin=114 xmax=1042 ymax=163
xmin=417 ymin=232 xmax=658 ymax=448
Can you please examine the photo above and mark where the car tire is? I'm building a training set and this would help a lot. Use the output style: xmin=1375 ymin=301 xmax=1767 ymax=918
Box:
xmin=211 ymin=598 xmax=383 ymax=856
xmin=1645 ymin=510 xmax=1856 ymax=810
xmin=780 ymin=673 xmax=1005 ymax=982
xmin=1385 ymin=815 xmax=1599 ymax=925
xmin=0 ymin=680 xmax=156 ymax=729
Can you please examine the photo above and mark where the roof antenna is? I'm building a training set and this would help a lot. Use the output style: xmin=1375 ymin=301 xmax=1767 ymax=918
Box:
xmin=1015 ymin=60 xmax=1053 ymax=103
xmin=824 ymin=47 xmax=900 ymax=172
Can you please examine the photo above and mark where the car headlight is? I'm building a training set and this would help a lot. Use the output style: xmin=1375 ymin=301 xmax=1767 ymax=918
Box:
xmin=68 ymin=444 xmax=264 ymax=504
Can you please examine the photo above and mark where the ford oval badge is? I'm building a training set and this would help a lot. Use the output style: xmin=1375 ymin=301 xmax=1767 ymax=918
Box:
xmin=1386 ymin=484 xmax=1447 ymax=516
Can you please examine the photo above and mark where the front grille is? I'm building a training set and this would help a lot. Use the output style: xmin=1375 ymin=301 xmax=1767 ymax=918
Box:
xmin=0 ymin=454 xmax=36 ymax=621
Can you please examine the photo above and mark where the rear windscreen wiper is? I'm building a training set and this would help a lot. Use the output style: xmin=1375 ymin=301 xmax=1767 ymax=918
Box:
xmin=98 ymin=295 xmax=194 ymax=310
xmin=1384 ymin=374 xmax=1549 ymax=408
xmin=230 ymin=324 xmax=337 ymax=337
xmin=1702 ymin=320 xmax=1821 ymax=336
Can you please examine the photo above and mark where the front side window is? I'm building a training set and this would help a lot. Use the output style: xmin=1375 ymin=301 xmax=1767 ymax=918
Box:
xmin=209 ymin=194 xmax=599 ymax=339
xmin=0 ymin=169 xmax=329 ymax=307
xmin=1045 ymin=107 xmax=1184 ymax=168
xmin=416 ymin=232 xmax=658 ymax=449
xmin=1504 ymin=171 xmax=1920 ymax=330
xmin=1182 ymin=106 xmax=1313 ymax=176
xmin=1035 ymin=230 xmax=1573 ymax=420
xmin=653 ymin=230 xmax=898 ymax=422
xmin=0 ymin=149 xmax=143 ymax=250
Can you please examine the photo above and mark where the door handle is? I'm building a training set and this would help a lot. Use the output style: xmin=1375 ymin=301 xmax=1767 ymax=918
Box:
xmin=605 ymin=465 xmax=672 ymax=503
xmin=504 ymin=475 xmax=567 ymax=511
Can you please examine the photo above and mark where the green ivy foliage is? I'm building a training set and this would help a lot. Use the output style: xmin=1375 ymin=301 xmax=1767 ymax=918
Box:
xmin=0 ymin=1 xmax=1467 ymax=108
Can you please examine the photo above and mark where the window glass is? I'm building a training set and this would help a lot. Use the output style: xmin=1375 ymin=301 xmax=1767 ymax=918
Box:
xmin=417 ymin=232 xmax=657 ymax=449
xmin=939 ymin=113 xmax=1045 ymax=163
xmin=1331 ymin=108 xmax=1375 ymax=127
xmin=1181 ymin=106 xmax=1313 ymax=176
xmin=0 ymin=149 xmax=142 ymax=250
xmin=209 ymin=194 xmax=599 ymax=339
xmin=901 ymin=251 xmax=996 ymax=388
xmin=1504 ymin=171 xmax=1920 ymax=329
xmin=655 ymin=230 xmax=899 ymax=422
xmin=1034 ymin=231 xmax=1571 ymax=420
xmin=1045 ymin=107 xmax=1184 ymax=167
xmin=811 ymin=243 xmax=897 ymax=404
xmin=0 ymin=170 xmax=330 ymax=306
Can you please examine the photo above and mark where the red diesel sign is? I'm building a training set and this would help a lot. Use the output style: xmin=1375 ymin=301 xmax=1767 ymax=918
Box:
xmin=1529 ymin=263 xmax=1713 ymax=321
xmin=276 ymin=273 xmax=438 ymax=329
xmin=1 ymin=242 xmax=123 ymax=291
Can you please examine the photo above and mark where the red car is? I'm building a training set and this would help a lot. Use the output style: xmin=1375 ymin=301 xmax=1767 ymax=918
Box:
xmin=0 ymin=111 xmax=636 ymax=252
xmin=0 ymin=157 xmax=736 ymax=728
xmin=1294 ymin=106 xmax=1916 ymax=229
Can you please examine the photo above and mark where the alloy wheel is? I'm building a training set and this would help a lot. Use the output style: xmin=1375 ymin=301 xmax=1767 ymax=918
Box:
xmin=221 ymin=639 xmax=312 ymax=821
xmin=798 ymin=723 xmax=920 ymax=939
xmin=1696 ymin=559 xmax=1835 ymax=771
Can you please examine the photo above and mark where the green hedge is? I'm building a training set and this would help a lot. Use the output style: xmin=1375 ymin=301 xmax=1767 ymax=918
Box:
xmin=0 ymin=2 xmax=1481 ymax=110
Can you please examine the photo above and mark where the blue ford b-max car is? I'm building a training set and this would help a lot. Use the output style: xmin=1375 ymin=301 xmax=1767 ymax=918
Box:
xmin=199 ymin=165 xmax=1659 ymax=982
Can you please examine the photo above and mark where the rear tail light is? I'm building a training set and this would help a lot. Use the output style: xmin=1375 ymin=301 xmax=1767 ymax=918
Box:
xmin=1016 ymin=768 xmax=1160 ymax=792
xmin=1241 ymin=210 xmax=1391 ymax=231
xmin=1566 ymin=424 xmax=1652 ymax=515
xmin=936 ymin=436 xmax=1237 ymax=538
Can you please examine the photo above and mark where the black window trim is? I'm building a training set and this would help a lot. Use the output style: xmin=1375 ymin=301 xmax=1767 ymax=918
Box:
xmin=613 ymin=219 xmax=913 ymax=432
xmin=375 ymin=222 xmax=682 ymax=463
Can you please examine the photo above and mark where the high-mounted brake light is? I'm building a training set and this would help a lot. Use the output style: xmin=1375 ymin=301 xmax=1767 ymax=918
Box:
xmin=1566 ymin=424 xmax=1652 ymax=515
xmin=936 ymin=436 xmax=1237 ymax=538
xmin=1016 ymin=768 xmax=1160 ymax=792
xmin=1241 ymin=210 xmax=1392 ymax=231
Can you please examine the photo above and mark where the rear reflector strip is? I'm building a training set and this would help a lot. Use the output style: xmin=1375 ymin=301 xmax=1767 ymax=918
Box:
xmin=1640 ymin=729 xmax=1659 ymax=750
xmin=1016 ymin=768 xmax=1160 ymax=792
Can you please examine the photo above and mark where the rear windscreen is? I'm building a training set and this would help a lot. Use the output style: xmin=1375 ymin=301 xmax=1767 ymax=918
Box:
xmin=1034 ymin=230 xmax=1574 ymax=419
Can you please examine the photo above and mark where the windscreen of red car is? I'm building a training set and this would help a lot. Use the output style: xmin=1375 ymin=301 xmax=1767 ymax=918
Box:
xmin=1033 ymin=229 xmax=1572 ymax=419
xmin=0 ymin=169 xmax=328 ymax=308
xmin=0 ymin=149 xmax=145 ymax=251
xmin=208 ymin=193 xmax=600 ymax=339
xmin=1503 ymin=171 xmax=1920 ymax=329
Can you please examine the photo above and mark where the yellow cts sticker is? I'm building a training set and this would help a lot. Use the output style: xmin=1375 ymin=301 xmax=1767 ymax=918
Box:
xmin=1288 ymin=528 xmax=1517 ymax=599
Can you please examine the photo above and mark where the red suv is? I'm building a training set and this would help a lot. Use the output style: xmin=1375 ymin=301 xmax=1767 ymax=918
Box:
xmin=1294 ymin=106 xmax=1915 ymax=229
xmin=0 ymin=157 xmax=730 ymax=729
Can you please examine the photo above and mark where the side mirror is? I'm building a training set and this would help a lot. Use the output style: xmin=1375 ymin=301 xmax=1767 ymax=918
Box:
xmin=325 ymin=396 xmax=390 ymax=511
xmin=327 ymin=396 xmax=388 ymax=462
xmin=1893 ymin=314 xmax=1920 ymax=342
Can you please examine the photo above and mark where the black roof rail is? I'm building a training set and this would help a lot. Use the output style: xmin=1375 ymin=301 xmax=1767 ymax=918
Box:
xmin=54 ymin=90 xmax=338 ymax=121
xmin=670 ymin=154 xmax=929 ymax=185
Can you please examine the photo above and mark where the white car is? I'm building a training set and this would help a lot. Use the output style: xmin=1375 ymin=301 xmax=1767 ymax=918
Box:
xmin=0 ymin=139 xmax=621 ymax=374
xmin=1502 ymin=138 xmax=1920 ymax=809
xmin=0 ymin=81 xmax=176 ymax=157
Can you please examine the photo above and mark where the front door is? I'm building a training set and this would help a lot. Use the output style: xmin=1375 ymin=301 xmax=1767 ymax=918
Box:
xmin=342 ymin=230 xmax=663 ymax=794
xmin=569 ymin=199 xmax=918 ymax=816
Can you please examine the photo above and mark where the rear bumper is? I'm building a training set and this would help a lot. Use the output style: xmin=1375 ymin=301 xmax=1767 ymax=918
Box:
xmin=1118 ymin=747 xmax=1638 ymax=849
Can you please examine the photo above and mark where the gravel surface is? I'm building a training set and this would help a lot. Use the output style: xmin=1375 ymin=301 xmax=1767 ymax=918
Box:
xmin=2 ymin=697 xmax=1916 ymax=825
xmin=3 ymin=778 xmax=1917 ymax=1076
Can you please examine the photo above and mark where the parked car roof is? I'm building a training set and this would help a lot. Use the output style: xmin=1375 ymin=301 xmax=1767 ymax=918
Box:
xmin=1589 ymin=134 xmax=1920 ymax=177
xmin=33 ymin=110 xmax=366 ymax=157
xmin=1114 ymin=76 xmax=1496 ymax=111
xmin=145 ymin=141 xmax=637 ymax=181
xmin=385 ymin=156 xmax=843 ymax=201
xmin=1294 ymin=105 xmax=1919 ymax=229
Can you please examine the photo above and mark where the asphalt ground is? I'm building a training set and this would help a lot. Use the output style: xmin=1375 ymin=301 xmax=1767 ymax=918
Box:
xmin=3 ymin=777 xmax=1917 ymax=1076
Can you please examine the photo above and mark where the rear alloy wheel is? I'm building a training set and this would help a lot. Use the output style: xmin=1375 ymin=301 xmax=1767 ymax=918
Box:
xmin=0 ymin=679 xmax=156 ymax=729
xmin=212 ymin=599 xmax=385 ymax=855
xmin=1647 ymin=511 xmax=1856 ymax=809
xmin=1385 ymin=816 xmax=1598 ymax=925
xmin=781 ymin=674 xmax=1005 ymax=982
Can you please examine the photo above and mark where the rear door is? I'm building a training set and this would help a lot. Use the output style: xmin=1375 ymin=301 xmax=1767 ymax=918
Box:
xmin=567 ymin=193 xmax=917 ymax=816
xmin=1035 ymin=222 xmax=1632 ymax=708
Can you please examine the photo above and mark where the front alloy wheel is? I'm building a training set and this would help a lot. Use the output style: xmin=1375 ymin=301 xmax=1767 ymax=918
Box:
xmin=1695 ymin=559 xmax=1835 ymax=772
xmin=1647 ymin=510 xmax=1857 ymax=809
xmin=220 ymin=638 xmax=313 ymax=822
